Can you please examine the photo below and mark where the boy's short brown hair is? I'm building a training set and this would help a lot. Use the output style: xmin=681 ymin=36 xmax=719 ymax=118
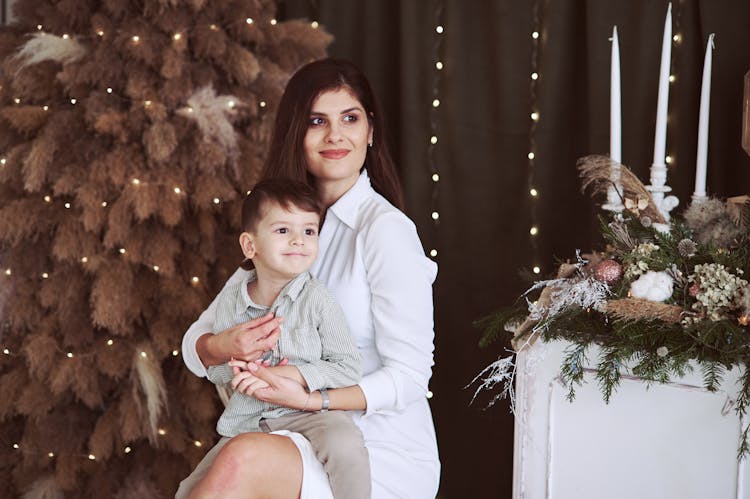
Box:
xmin=241 ymin=178 xmax=323 ymax=233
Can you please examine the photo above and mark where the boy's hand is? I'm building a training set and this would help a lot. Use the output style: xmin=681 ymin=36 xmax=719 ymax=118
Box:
xmin=206 ymin=313 xmax=283 ymax=364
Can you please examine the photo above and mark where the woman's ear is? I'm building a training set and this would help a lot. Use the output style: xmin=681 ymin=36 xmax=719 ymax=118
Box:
xmin=239 ymin=232 xmax=255 ymax=259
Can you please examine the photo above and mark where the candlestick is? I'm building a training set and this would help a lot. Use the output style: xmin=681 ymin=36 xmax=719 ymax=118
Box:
xmin=604 ymin=26 xmax=624 ymax=212
xmin=647 ymin=2 xmax=677 ymax=221
xmin=693 ymin=33 xmax=714 ymax=202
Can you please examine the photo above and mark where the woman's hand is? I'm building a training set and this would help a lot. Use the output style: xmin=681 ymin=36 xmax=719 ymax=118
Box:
xmin=197 ymin=313 xmax=283 ymax=366
xmin=238 ymin=363 xmax=310 ymax=410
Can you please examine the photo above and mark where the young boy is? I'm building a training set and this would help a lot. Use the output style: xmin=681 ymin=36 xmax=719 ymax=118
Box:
xmin=206 ymin=178 xmax=370 ymax=499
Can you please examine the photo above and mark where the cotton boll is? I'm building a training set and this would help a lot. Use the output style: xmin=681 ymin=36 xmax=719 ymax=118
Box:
xmin=629 ymin=271 xmax=674 ymax=302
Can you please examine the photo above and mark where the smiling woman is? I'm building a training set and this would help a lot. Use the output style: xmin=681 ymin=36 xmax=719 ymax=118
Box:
xmin=304 ymin=89 xmax=374 ymax=207
xmin=180 ymin=59 xmax=440 ymax=498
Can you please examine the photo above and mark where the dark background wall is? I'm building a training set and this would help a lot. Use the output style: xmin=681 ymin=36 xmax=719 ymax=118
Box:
xmin=279 ymin=1 xmax=750 ymax=498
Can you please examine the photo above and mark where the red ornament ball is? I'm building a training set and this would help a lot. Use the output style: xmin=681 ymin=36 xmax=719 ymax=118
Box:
xmin=593 ymin=259 xmax=623 ymax=285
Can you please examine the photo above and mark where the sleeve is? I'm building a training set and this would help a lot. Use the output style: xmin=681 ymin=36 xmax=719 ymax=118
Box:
xmin=206 ymin=363 xmax=233 ymax=385
xmin=358 ymin=211 xmax=437 ymax=416
xmin=181 ymin=267 xmax=249 ymax=378
xmin=295 ymin=288 xmax=362 ymax=391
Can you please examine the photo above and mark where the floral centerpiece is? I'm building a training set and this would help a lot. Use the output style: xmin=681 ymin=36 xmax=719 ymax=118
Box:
xmin=475 ymin=155 xmax=750 ymax=455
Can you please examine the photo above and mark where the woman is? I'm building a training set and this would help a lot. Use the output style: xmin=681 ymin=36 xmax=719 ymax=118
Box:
xmin=178 ymin=58 xmax=440 ymax=498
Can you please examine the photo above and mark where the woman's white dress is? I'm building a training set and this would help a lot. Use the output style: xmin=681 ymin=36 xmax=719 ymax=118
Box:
xmin=182 ymin=170 xmax=440 ymax=498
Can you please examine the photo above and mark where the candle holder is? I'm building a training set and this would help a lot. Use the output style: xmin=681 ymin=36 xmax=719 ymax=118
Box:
xmin=646 ymin=162 xmax=679 ymax=222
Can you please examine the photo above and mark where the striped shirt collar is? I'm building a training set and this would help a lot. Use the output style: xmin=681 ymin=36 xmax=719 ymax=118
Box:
xmin=235 ymin=269 xmax=312 ymax=315
xmin=327 ymin=169 xmax=371 ymax=229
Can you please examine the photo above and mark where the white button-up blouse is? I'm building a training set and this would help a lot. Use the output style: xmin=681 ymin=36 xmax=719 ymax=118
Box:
xmin=182 ymin=170 xmax=440 ymax=497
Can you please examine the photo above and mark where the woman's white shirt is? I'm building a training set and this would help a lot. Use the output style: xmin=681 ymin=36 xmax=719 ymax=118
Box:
xmin=182 ymin=169 xmax=440 ymax=497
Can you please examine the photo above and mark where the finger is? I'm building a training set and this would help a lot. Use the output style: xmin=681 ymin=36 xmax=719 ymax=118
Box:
xmin=238 ymin=378 xmax=270 ymax=396
xmin=259 ymin=327 xmax=281 ymax=350
xmin=277 ymin=357 xmax=289 ymax=366
xmin=228 ymin=359 xmax=248 ymax=370
xmin=244 ymin=317 xmax=283 ymax=339
xmin=231 ymin=372 xmax=258 ymax=390
xmin=246 ymin=362 xmax=278 ymax=385
xmin=241 ymin=312 xmax=276 ymax=330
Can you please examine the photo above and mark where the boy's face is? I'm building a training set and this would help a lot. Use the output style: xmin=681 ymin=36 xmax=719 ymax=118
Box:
xmin=240 ymin=201 xmax=320 ymax=282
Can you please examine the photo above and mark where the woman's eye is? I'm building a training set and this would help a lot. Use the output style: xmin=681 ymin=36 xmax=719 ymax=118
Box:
xmin=310 ymin=117 xmax=325 ymax=126
xmin=343 ymin=114 xmax=358 ymax=123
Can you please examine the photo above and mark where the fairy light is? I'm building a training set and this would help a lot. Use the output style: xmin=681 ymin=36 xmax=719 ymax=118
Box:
xmin=270 ymin=19 xmax=277 ymax=25
xmin=44 ymin=195 xmax=51 ymax=202
xmin=106 ymin=339 xmax=114 ymax=346
xmin=246 ymin=18 xmax=254 ymax=24
xmin=191 ymin=276 xmax=200 ymax=284
xmin=124 ymin=446 xmax=132 ymax=453
xmin=131 ymin=178 xmax=141 ymax=185
xmin=212 ymin=197 xmax=220 ymax=204
xmin=62 ymin=34 xmax=70 ymax=39
xmin=3 ymin=348 xmax=10 ymax=354
xmin=70 ymin=98 xmax=77 ymax=105
xmin=119 ymin=248 xmax=126 ymax=254
xmin=311 ymin=21 xmax=319 ymax=29
xmin=4 ymin=269 xmax=10 ymax=276
xmin=259 ymin=101 xmax=267 ymax=108
xmin=106 ymin=87 xmax=113 ymax=94
xmin=173 ymin=187 xmax=181 ymax=194
xmin=194 ymin=441 xmax=203 ymax=447
xmin=66 ymin=352 xmax=73 ymax=358
xmin=131 ymin=35 xmax=140 ymax=44
xmin=528 ymin=0 xmax=545 ymax=276
xmin=426 ymin=1 xmax=445 ymax=263
xmin=172 ymin=350 xmax=179 ymax=356
xmin=13 ymin=98 xmax=20 ymax=104
xmin=173 ymin=33 xmax=182 ymax=41
xmin=0 ymin=158 xmax=5 ymax=165
xmin=41 ymin=272 xmax=49 ymax=279
xmin=153 ymin=265 xmax=160 ymax=272
xmin=157 ymin=428 xmax=166 ymax=436
xmin=96 ymin=29 xmax=104 ymax=37
xmin=64 ymin=202 xmax=71 ymax=209
xmin=80 ymin=257 xmax=88 ymax=263
xmin=88 ymin=454 xmax=96 ymax=460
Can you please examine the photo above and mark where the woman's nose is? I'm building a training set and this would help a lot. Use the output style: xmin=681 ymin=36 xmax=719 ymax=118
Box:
xmin=325 ymin=123 xmax=342 ymax=143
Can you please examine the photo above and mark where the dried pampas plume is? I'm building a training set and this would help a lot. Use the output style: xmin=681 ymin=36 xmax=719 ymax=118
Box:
xmin=22 ymin=475 xmax=64 ymax=499
xmin=15 ymin=32 xmax=87 ymax=69
xmin=178 ymin=85 xmax=242 ymax=166
xmin=131 ymin=344 xmax=167 ymax=443
xmin=577 ymin=155 xmax=666 ymax=224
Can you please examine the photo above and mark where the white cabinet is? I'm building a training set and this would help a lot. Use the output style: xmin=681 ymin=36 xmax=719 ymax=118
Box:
xmin=513 ymin=339 xmax=750 ymax=499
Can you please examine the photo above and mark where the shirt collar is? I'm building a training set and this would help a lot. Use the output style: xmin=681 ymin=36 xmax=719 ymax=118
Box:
xmin=235 ymin=270 xmax=311 ymax=316
xmin=327 ymin=169 xmax=371 ymax=229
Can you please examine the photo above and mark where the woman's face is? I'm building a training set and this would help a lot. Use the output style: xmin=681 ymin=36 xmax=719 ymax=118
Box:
xmin=303 ymin=87 xmax=373 ymax=194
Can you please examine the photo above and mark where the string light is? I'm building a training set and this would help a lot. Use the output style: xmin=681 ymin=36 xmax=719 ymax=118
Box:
xmin=528 ymin=0 xmax=545 ymax=276
xmin=425 ymin=1 xmax=445 ymax=264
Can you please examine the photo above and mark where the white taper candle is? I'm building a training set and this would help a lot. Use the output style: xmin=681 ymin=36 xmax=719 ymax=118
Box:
xmin=693 ymin=33 xmax=715 ymax=201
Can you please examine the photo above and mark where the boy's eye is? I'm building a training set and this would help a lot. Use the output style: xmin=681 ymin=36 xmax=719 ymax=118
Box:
xmin=276 ymin=228 xmax=288 ymax=234
xmin=305 ymin=228 xmax=318 ymax=236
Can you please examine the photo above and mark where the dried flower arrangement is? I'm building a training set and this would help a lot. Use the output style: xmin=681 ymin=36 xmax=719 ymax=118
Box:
xmin=475 ymin=155 xmax=750 ymax=455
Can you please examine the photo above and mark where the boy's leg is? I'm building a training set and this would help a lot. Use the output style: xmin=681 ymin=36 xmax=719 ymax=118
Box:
xmin=263 ymin=411 xmax=371 ymax=499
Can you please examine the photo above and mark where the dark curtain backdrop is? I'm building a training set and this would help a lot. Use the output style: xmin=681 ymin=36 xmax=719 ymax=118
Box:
xmin=279 ymin=1 xmax=750 ymax=497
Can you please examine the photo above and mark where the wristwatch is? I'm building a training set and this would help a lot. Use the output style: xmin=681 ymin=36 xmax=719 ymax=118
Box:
xmin=319 ymin=387 xmax=329 ymax=412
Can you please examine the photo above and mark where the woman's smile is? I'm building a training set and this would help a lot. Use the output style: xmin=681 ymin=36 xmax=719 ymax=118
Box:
xmin=319 ymin=148 xmax=350 ymax=159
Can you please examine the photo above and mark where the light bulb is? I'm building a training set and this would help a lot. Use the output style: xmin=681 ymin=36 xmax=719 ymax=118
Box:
xmin=153 ymin=265 xmax=160 ymax=272
xmin=533 ymin=266 xmax=541 ymax=274
xmin=96 ymin=29 xmax=104 ymax=37
xmin=429 ymin=249 xmax=438 ymax=257
xmin=531 ymin=112 xmax=539 ymax=121
xmin=132 ymin=35 xmax=140 ymax=43
xmin=532 ymin=31 xmax=539 ymax=39
xmin=213 ymin=198 xmax=220 ymax=204
xmin=432 ymin=99 xmax=440 ymax=108
xmin=270 ymin=19 xmax=277 ymax=25
xmin=311 ymin=21 xmax=319 ymax=28
xmin=191 ymin=276 xmax=200 ymax=283
xmin=528 ymin=152 xmax=535 ymax=160
xmin=173 ymin=187 xmax=181 ymax=194
xmin=259 ymin=101 xmax=267 ymax=108
xmin=531 ymin=72 xmax=539 ymax=80
xmin=435 ymin=61 xmax=444 ymax=70
xmin=530 ymin=226 xmax=539 ymax=235
xmin=173 ymin=33 xmax=182 ymax=41
xmin=530 ymin=188 xmax=539 ymax=197
xmin=430 ymin=136 xmax=438 ymax=145
xmin=107 ymin=339 xmax=114 ymax=346
xmin=66 ymin=352 xmax=74 ymax=358
xmin=246 ymin=18 xmax=254 ymax=24
xmin=435 ymin=25 xmax=444 ymax=34
xmin=431 ymin=211 xmax=439 ymax=220
xmin=432 ymin=173 xmax=440 ymax=182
